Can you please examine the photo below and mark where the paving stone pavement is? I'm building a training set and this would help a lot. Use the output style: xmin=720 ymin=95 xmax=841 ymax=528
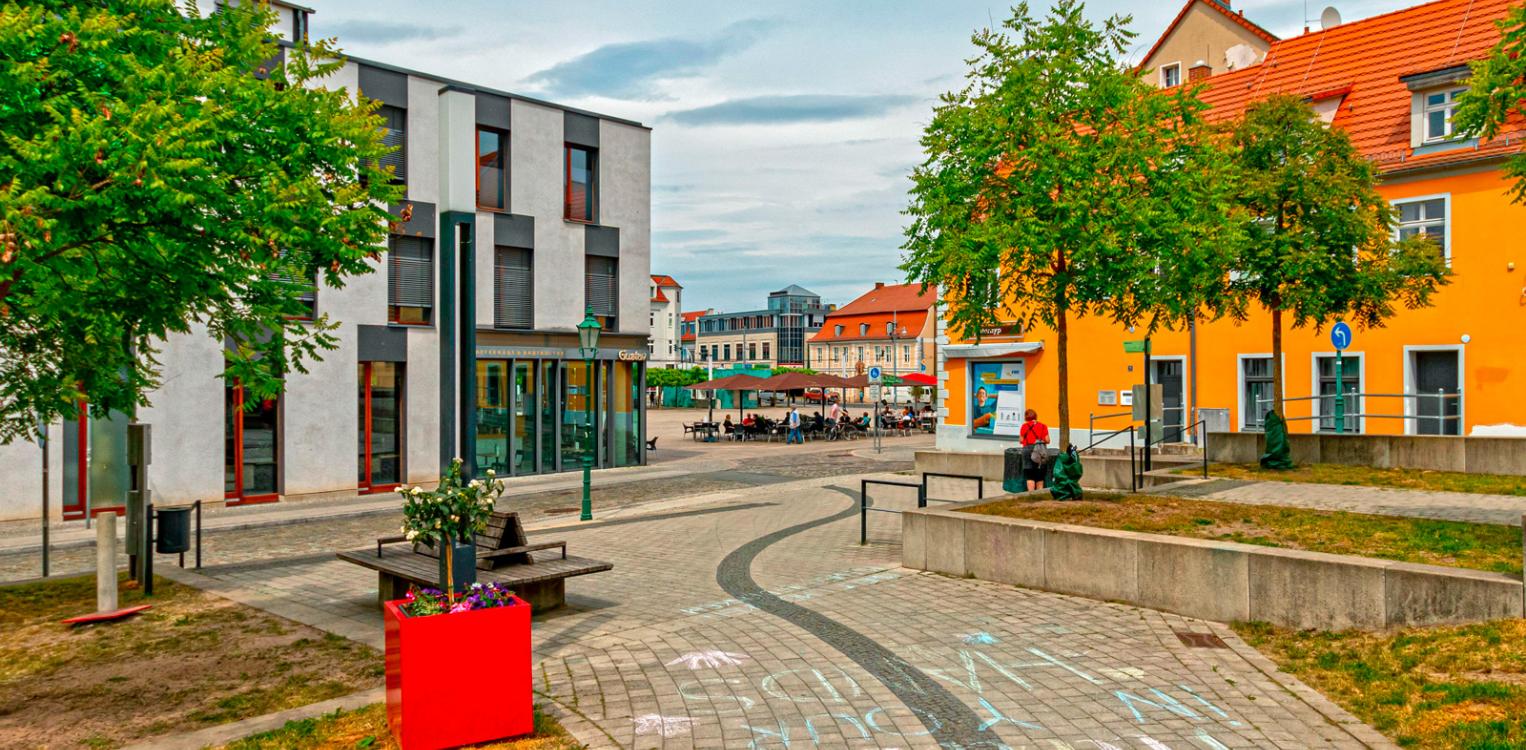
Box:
xmin=1155 ymin=477 xmax=1526 ymax=526
xmin=163 ymin=472 xmax=1389 ymax=750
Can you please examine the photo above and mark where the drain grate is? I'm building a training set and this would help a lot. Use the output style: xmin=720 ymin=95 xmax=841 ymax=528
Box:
xmin=1173 ymin=630 xmax=1230 ymax=649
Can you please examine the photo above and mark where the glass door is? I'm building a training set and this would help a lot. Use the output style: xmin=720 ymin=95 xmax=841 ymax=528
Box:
xmin=226 ymin=381 xmax=279 ymax=504
xmin=359 ymin=363 xmax=403 ymax=492
xmin=475 ymin=360 xmax=509 ymax=475
xmin=513 ymin=362 xmax=537 ymax=475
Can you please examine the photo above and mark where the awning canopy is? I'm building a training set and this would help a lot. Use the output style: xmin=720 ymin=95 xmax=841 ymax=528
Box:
xmin=686 ymin=373 xmax=766 ymax=391
xmin=898 ymin=372 xmax=937 ymax=386
xmin=750 ymin=372 xmax=853 ymax=391
xmin=941 ymin=342 xmax=1043 ymax=359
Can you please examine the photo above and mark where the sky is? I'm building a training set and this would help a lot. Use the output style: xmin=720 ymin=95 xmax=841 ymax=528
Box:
xmin=313 ymin=0 xmax=1419 ymax=314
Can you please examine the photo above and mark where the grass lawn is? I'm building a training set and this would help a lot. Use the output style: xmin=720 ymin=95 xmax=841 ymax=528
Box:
xmin=222 ymin=702 xmax=582 ymax=749
xmin=1187 ymin=462 xmax=1526 ymax=497
xmin=0 ymin=573 xmax=381 ymax=749
xmin=961 ymin=494 xmax=1523 ymax=575
xmin=1235 ymin=619 xmax=1526 ymax=749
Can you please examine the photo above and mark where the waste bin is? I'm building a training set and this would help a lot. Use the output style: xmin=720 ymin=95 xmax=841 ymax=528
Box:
xmin=155 ymin=506 xmax=192 ymax=554
xmin=1002 ymin=446 xmax=1025 ymax=494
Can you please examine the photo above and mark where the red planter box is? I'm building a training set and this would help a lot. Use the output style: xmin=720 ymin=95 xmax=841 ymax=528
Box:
xmin=384 ymin=596 xmax=533 ymax=749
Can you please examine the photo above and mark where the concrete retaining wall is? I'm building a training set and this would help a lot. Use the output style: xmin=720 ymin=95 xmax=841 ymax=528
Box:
xmin=905 ymin=504 xmax=1525 ymax=630
xmin=915 ymin=450 xmax=1198 ymax=491
xmin=1208 ymin=432 xmax=1526 ymax=476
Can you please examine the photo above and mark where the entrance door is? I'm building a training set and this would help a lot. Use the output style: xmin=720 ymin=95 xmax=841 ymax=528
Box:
xmin=359 ymin=362 xmax=403 ymax=492
xmin=1151 ymin=359 xmax=1185 ymax=443
xmin=512 ymin=362 xmax=537 ymax=476
xmin=225 ymin=382 xmax=279 ymax=504
xmin=475 ymin=360 xmax=509 ymax=475
xmin=1412 ymin=350 xmax=1461 ymax=435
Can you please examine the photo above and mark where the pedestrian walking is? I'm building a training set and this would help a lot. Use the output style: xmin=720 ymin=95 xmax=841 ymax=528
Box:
xmin=827 ymin=400 xmax=841 ymax=423
xmin=786 ymin=406 xmax=803 ymax=444
xmin=1019 ymin=409 xmax=1051 ymax=491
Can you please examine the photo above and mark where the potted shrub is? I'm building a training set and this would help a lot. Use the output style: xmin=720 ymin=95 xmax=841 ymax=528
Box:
xmin=384 ymin=583 xmax=532 ymax=749
xmin=398 ymin=458 xmax=503 ymax=593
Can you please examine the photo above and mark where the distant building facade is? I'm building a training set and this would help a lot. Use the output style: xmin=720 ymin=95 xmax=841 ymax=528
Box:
xmin=1137 ymin=0 xmax=1275 ymax=88
xmin=679 ymin=309 xmax=709 ymax=365
xmin=648 ymin=275 xmax=683 ymax=368
xmin=695 ymin=286 xmax=832 ymax=368
xmin=808 ymin=283 xmax=937 ymax=401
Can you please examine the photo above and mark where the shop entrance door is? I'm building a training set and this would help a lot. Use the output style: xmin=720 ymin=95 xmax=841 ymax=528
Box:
xmin=1150 ymin=359 xmax=1185 ymax=443
xmin=225 ymin=382 xmax=280 ymax=505
xmin=358 ymin=362 xmax=403 ymax=492
xmin=513 ymin=362 xmax=538 ymax=475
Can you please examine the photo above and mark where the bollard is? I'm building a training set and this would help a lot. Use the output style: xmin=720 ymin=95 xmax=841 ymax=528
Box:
xmin=96 ymin=513 xmax=118 ymax=613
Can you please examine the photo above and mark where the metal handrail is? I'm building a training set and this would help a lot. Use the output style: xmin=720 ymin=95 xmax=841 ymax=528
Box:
xmin=859 ymin=478 xmax=923 ymax=545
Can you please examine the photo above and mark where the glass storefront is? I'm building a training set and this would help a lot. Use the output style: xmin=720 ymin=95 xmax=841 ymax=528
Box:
xmin=471 ymin=353 xmax=644 ymax=477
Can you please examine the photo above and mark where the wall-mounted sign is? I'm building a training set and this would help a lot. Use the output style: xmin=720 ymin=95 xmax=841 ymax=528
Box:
xmin=1098 ymin=390 xmax=1118 ymax=406
xmin=618 ymin=350 xmax=648 ymax=361
xmin=970 ymin=361 xmax=1024 ymax=437
xmin=978 ymin=322 xmax=1023 ymax=339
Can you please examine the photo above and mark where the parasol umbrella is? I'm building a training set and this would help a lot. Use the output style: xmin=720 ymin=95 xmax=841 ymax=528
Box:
xmin=686 ymin=373 xmax=766 ymax=421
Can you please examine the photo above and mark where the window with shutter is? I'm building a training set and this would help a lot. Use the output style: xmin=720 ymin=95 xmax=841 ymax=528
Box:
xmin=268 ymin=254 xmax=317 ymax=320
xmin=584 ymin=256 xmax=617 ymax=329
xmin=388 ymin=236 xmax=433 ymax=325
xmin=378 ymin=106 xmax=407 ymax=185
xmin=494 ymin=246 xmax=533 ymax=329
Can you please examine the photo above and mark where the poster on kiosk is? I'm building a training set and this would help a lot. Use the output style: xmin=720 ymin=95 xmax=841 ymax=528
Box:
xmin=970 ymin=361 xmax=1025 ymax=437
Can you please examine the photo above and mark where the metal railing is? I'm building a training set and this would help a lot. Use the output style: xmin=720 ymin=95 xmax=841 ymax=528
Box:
xmin=1077 ymin=417 xmax=1209 ymax=491
xmin=1251 ymin=390 xmax=1462 ymax=433
xmin=1090 ymin=405 xmax=1194 ymax=443
xmin=859 ymin=471 xmax=985 ymax=544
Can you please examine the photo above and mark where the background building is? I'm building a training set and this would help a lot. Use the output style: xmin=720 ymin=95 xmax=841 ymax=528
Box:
xmin=695 ymin=286 xmax=832 ymax=368
xmin=648 ymin=275 xmax=683 ymax=368
xmin=809 ymin=283 xmax=937 ymax=401
xmin=939 ymin=0 xmax=1526 ymax=454
xmin=679 ymin=309 xmax=709 ymax=365
xmin=1137 ymin=0 xmax=1275 ymax=88
xmin=0 ymin=0 xmax=652 ymax=521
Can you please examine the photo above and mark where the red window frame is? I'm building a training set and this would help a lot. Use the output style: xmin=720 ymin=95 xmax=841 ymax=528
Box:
xmin=563 ymin=144 xmax=595 ymax=223
xmin=61 ymin=401 xmax=125 ymax=521
xmin=358 ymin=362 xmax=401 ymax=495
xmin=226 ymin=382 xmax=280 ymax=506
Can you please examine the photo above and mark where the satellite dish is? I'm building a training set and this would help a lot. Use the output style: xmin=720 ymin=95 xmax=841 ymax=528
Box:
xmin=1225 ymin=44 xmax=1261 ymax=70
xmin=1320 ymin=6 xmax=1343 ymax=29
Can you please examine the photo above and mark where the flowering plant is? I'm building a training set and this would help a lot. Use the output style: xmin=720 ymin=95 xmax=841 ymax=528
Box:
xmin=398 ymin=457 xmax=503 ymax=549
xmin=401 ymin=582 xmax=519 ymax=617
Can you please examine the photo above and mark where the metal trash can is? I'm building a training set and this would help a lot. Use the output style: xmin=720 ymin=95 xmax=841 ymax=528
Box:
xmin=1002 ymin=447 xmax=1025 ymax=494
xmin=155 ymin=506 xmax=192 ymax=554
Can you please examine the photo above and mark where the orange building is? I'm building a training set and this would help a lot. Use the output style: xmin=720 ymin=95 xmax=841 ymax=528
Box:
xmin=938 ymin=0 xmax=1526 ymax=454
xmin=810 ymin=283 xmax=938 ymax=401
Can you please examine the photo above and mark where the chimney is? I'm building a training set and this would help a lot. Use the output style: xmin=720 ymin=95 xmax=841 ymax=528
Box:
xmin=874 ymin=282 xmax=885 ymax=289
xmin=1188 ymin=60 xmax=1212 ymax=83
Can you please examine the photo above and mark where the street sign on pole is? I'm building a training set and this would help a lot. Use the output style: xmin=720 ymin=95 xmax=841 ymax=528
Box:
xmin=1123 ymin=339 xmax=1150 ymax=354
xmin=1331 ymin=321 xmax=1352 ymax=433
xmin=867 ymin=366 xmax=883 ymax=384
xmin=1330 ymin=321 xmax=1352 ymax=351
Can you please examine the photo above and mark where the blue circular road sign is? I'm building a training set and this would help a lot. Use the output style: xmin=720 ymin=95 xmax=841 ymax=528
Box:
xmin=1331 ymin=321 xmax=1353 ymax=351
xmin=867 ymin=366 xmax=883 ymax=381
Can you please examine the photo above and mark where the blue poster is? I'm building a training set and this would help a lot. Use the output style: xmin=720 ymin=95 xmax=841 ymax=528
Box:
xmin=970 ymin=361 xmax=1025 ymax=437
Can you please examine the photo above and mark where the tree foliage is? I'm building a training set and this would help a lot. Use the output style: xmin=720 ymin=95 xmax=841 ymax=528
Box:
xmin=645 ymin=366 xmax=706 ymax=389
xmin=0 ymin=0 xmax=401 ymax=441
xmin=1224 ymin=95 xmax=1450 ymax=410
xmin=1453 ymin=2 xmax=1526 ymax=205
xmin=901 ymin=0 xmax=1238 ymax=448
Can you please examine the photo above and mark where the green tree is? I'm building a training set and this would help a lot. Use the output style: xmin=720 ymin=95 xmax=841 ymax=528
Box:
xmin=0 ymin=0 xmax=401 ymax=441
xmin=901 ymin=0 xmax=1238 ymax=448
xmin=1454 ymin=3 xmax=1526 ymax=204
xmin=1225 ymin=95 xmax=1450 ymax=415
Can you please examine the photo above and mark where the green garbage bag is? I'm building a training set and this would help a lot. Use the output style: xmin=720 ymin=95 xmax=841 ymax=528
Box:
xmin=1259 ymin=410 xmax=1294 ymax=470
xmin=1049 ymin=446 xmax=1084 ymax=500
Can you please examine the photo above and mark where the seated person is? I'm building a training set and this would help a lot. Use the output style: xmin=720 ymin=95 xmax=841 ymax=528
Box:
xmin=812 ymin=412 xmax=825 ymax=431
xmin=722 ymin=415 xmax=735 ymax=435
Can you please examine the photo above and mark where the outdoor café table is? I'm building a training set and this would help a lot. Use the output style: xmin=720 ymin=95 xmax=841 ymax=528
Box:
xmin=694 ymin=422 xmax=720 ymax=442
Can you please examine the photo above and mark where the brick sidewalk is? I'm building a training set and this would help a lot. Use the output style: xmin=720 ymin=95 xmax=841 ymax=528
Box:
xmin=165 ymin=472 xmax=1388 ymax=749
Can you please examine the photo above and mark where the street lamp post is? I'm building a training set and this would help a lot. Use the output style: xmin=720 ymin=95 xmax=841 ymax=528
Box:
xmin=576 ymin=307 xmax=602 ymax=522
xmin=886 ymin=319 xmax=909 ymax=407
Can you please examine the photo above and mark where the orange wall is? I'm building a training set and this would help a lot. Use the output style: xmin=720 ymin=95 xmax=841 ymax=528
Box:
xmin=943 ymin=167 xmax=1526 ymax=436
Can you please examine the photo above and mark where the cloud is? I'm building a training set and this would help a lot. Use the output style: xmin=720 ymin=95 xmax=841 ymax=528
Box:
xmin=322 ymin=19 xmax=462 ymax=44
xmin=663 ymin=94 xmax=920 ymax=126
xmin=525 ymin=19 xmax=777 ymax=100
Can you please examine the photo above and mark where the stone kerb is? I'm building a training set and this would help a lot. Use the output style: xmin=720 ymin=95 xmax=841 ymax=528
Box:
xmin=905 ymin=501 xmax=1525 ymax=630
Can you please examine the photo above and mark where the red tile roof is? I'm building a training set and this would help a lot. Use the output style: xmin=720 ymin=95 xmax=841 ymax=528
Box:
xmin=810 ymin=284 xmax=936 ymax=343
xmin=1137 ymin=0 xmax=1278 ymax=75
xmin=681 ymin=310 xmax=707 ymax=321
xmin=651 ymin=288 xmax=669 ymax=304
xmin=1192 ymin=0 xmax=1524 ymax=172
xmin=651 ymin=274 xmax=682 ymax=289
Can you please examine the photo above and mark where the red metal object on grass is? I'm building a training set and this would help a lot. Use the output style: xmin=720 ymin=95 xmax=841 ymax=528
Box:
xmin=384 ymin=596 xmax=532 ymax=750
xmin=61 ymin=604 xmax=151 ymax=625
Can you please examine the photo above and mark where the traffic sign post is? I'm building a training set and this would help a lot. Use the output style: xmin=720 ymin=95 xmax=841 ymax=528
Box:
xmin=1331 ymin=323 xmax=1352 ymax=434
xmin=867 ymin=367 xmax=883 ymax=454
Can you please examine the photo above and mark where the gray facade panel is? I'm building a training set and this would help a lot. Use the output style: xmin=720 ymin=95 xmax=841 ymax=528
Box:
xmin=585 ymin=225 xmax=619 ymax=258
xmin=494 ymin=213 xmax=535 ymax=249
xmin=358 ymin=325 xmax=408 ymax=362
xmin=358 ymin=64 xmax=408 ymax=107
xmin=476 ymin=93 xmax=512 ymax=129
xmin=390 ymin=201 xmax=437 ymax=238
xmin=564 ymin=111 xmax=600 ymax=148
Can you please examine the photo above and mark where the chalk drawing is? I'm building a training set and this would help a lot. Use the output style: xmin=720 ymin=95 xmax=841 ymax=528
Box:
xmin=1176 ymin=684 xmax=1229 ymax=719
xmin=632 ymin=714 xmax=695 ymax=737
xmin=761 ymin=666 xmax=864 ymax=704
xmin=963 ymin=632 xmax=1000 ymax=645
xmin=1194 ymin=729 xmax=1231 ymax=749
xmin=668 ymin=650 xmax=749 ymax=669
xmin=803 ymin=712 xmax=872 ymax=741
xmin=975 ymin=697 xmax=1044 ymax=731
xmin=678 ymin=677 xmax=755 ymax=713
xmin=1079 ymin=740 xmax=1127 ymax=750
xmin=1026 ymin=647 xmax=1101 ymax=685
xmin=744 ymin=721 xmax=792 ymax=749
xmin=866 ymin=706 xmax=943 ymax=737
xmin=1137 ymin=737 xmax=1173 ymax=750
xmin=1115 ymin=688 xmax=1201 ymax=724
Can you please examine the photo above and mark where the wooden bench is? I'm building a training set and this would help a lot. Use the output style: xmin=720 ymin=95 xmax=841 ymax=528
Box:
xmin=336 ymin=511 xmax=611 ymax=612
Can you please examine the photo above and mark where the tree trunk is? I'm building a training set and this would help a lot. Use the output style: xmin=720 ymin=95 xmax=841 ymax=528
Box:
xmin=1270 ymin=306 xmax=1284 ymax=420
xmin=1056 ymin=306 xmax=1070 ymax=450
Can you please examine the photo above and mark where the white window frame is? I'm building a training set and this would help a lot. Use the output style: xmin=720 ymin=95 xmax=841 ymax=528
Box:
xmin=1392 ymin=193 xmax=1451 ymax=265
xmin=1310 ymin=351 xmax=1366 ymax=435
xmin=1421 ymin=87 xmax=1467 ymax=143
xmin=1402 ymin=345 xmax=1465 ymax=436
xmin=1159 ymin=62 xmax=1182 ymax=88
xmin=1235 ymin=353 xmax=1283 ymax=432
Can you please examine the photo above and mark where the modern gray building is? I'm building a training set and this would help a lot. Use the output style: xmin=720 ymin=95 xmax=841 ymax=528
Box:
xmin=0 ymin=2 xmax=652 ymax=521
xmin=694 ymin=286 xmax=832 ymax=368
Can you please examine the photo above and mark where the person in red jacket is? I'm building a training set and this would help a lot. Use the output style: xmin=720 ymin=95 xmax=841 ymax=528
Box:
xmin=1019 ymin=409 xmax=1050 ymax=491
